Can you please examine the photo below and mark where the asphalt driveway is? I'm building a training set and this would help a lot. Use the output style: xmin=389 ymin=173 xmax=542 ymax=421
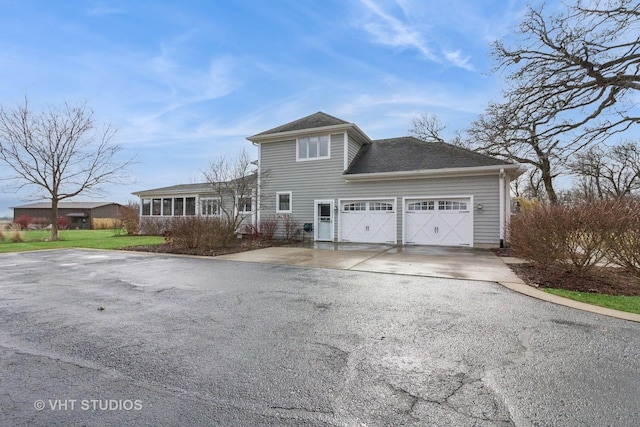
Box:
xmin=1 ymin=249 xmax=640 ymax=426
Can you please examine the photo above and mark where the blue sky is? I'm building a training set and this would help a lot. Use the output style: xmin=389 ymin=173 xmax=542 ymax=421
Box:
xmin=0 ymin=0 xmax=541 ymax=217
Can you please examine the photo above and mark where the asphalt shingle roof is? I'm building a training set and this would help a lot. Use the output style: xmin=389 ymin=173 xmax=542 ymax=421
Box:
xmin=345 ymin=136 xmax=512 ymax=174
xmin=253 ymin=112 xmax=349 ymax=136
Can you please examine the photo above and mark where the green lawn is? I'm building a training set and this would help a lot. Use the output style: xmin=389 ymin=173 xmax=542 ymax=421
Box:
xmin=0 ymin=229 xmax=164 ymax=253
xmin=545 ymin=288 xmax=640 ymax=315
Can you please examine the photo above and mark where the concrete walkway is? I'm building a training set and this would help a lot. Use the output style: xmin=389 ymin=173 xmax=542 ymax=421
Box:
xmin=218 ymin=243 xmax=640 ymax=323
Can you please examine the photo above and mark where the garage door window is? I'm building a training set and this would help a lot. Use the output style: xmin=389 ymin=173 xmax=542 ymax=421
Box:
xmin=369 ymin=202 xmax=393 ymax=211
xmin=343 ymin=202 xmax=366 ymax=211
xmin=439 ymin=200 xmax=467 ymax=210
xmin=407 ymin=201 xmax=434 ymax=211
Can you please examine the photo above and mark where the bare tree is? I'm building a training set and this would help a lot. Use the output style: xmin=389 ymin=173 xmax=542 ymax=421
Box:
xmin=568 ymin=141 xmax=640 ymax=198
xmin=0 ymin=98 xmax=132 ymax=240
xmin=493 ymin=0 xmax=640 ymax=147
xmin=202 ymin=148 xmax=257 ymax=233
xmin=468 ymin=101 xmax=563 ymax=203
xmin=408 ymin=113 xmax=469 ymax=148
xmin=409 ymin=113 xmax=446 ymax=143
xmin=470 ymin=0 xmax=640 ymax=203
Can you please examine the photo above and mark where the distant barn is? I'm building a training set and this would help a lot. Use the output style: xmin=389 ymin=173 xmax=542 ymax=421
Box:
xmin=11 ymin=202 xmax=121 ymax=230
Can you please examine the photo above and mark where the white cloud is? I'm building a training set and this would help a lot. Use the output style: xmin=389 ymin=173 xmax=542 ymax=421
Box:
xmin=443 ymin=50 xmax=473 ymax=71
xmin=357 ymin=0 xmax=438 ymax=61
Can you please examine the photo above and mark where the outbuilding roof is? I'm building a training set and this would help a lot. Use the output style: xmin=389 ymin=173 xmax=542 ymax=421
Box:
xmin=345 ymin=137 xmax=513 ymax=175
xmin=11 ymin=202 xmax=120 ymax=209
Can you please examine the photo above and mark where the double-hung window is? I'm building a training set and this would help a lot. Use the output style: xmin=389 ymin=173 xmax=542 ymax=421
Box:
xmin=276 ymin=192 xmax=292 ymax=213
xmin=238 ymin=196 xmax=252 ymax=213
xmin=297 ymin=135 xmax=329 ymax=161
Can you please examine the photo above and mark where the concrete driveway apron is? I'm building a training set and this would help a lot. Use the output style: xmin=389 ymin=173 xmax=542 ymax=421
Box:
xmin=216 ymin=243 xmax=522 ymax=284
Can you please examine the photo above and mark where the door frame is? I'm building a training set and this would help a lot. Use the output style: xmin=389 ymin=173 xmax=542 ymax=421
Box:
xmin=314 ymin=199 xmax=334 ymax=241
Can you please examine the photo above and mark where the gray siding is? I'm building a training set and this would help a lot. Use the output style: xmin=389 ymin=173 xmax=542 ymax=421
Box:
xmin=347 ymin=135 xmax=361 ymax=167
xmin=259 ymin=135 xmax=502 ymax=246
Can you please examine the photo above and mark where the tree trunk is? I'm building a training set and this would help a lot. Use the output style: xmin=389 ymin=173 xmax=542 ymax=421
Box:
xmin=50 ymin=198 xmax=59 ymax=241
xmin=540 ymin=158 xmax=558 ymax=204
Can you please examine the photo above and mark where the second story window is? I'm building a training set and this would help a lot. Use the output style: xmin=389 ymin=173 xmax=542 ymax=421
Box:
xmin=298 ymin=135 xmax=330 ymax=161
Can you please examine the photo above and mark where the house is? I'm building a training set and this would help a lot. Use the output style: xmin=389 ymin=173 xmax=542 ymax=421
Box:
xmin=12 ymin=202 xmax=121 ymax=229
xmin=248 ymin=112 xmax=523 ymax=248
xmin=133 ymin=112 xmax=524 ymax=248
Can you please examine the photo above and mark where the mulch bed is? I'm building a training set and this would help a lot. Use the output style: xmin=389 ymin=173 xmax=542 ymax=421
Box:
xmin=492 ymin=248 xmax=640 ymax=297
xmin=124 ymin=238 xmax=280 ymax=257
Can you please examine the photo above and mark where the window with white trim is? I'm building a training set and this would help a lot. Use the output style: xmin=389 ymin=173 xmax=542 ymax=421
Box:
xmin=407 ymin=201 xmax=434 ymax=211
xmin=297 ymin=135 xmax=330 ymax=160
xmin=238 ymin=196 xmax=252 ymax=213
xmin=142 ymin=198 xmax=151 ymax=215
xmin=276 ymin=192 xmax=292 ymax=213
xmin=200 ymin=198 xmax=220 ymax=216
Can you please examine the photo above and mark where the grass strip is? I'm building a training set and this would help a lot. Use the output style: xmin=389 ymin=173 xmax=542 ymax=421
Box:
xmin=545 ymin=288 xmax=640 ymax=315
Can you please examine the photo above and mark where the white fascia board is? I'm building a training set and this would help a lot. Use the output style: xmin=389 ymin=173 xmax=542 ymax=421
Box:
xmin=343 ymin=164 xmax=523 ymax=182
xmin=247 ymin=123 xmax=371 ymax=144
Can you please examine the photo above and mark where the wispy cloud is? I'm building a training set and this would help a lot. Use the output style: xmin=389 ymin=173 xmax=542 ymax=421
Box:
xmin=357 ymin=0 xmax=438 ymax=62
xmin=356 ymin=0 xmax=476 ymax=70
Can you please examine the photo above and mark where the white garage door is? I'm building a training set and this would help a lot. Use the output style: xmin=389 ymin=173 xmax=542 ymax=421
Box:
xmin=405 ymin=198 xmax=473 ymax=246
xmin=340 ymin=200 xmax=396 ymax=244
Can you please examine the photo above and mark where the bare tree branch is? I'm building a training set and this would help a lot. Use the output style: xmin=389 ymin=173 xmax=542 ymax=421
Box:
xmin=0 ymin=98 xmax=134 ymax=240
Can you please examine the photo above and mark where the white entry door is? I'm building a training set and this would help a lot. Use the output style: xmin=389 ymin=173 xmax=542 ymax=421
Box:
xmin=405 ymin=198 xmax=473 ymax=246
xmin=314 ymin=200 xmax=334 ymax=241
xmin=339 ymin=199 xmax=396 ymax=244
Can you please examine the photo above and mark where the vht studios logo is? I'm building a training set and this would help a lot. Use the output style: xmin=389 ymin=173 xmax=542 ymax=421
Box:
xmin=34 ymin=399 xmax=143 ymax=411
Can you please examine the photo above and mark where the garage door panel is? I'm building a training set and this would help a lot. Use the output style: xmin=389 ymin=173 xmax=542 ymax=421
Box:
xmin=405 ymin=212 xmax=437 ymax=244
xmin=405 ymin=198 xmax=472 ymax=247
xmin=340 ymin=200 xmax=396 ymax=244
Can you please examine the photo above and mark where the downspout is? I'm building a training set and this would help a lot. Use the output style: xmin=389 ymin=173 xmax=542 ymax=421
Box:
xmin=253 ymin=141 xmax=261 ymax=227
xmin=499 ymin=168 xmax=505 ymax=248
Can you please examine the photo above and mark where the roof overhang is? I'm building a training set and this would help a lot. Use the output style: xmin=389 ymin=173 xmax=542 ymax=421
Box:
xmin=247 ymin=123 xmax=371 ymax=145
xmin=343 ymin=163 xmax=526 ymax=182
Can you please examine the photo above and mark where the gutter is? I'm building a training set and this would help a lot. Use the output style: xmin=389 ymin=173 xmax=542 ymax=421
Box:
xmin=343 ymin=164 xmax=524 ymax=182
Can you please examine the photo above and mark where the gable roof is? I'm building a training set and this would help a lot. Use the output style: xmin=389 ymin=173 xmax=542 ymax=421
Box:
xmin=345 ymin=137 xmax=514 ymax=175
xmin=252 ymin=112 xmax=349 ymax=136
xmin=11 ymin=202 xmax=120 ymax=210
xmin=247 ymin=111 xmax=371 ymax=145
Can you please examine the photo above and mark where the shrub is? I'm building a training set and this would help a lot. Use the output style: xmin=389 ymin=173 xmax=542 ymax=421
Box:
xmin=57 ymin=216 xmax=69 ymax=230
xmin=169 ymin=216 xmax=237 ymax=250
xmin=0 ymin=227 xmax=4 ymax=242
xmin=259 ymin=216 xmax=278 ymax=240
xmin=92 ymin=218 xmax=121 ymax=230
xmin=282 ymin=215 xmax=301 ymax=241
xmin=15 ymin=214 xmax=32 ymax=230
xmin=140 ymin=217 xmax=169 ymax=236
xmin=31 ymin=217 xmax=50 ymax=229
xmin=243 ymin=223 xmax=260 ymax=240
xmin=9 ymin=225 xmax=24 ymax=243
xmin=604 ymin=198 xmax=640 ymax=276
xmin=119 ymin=201 xmax=140 ymax=235
xmin=508 ymin=201 xmax=618 ymax=276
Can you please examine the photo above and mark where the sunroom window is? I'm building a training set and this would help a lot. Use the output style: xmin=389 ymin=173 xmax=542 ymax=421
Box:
xmin=200 ymin=198 xmax=220 ymax=216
